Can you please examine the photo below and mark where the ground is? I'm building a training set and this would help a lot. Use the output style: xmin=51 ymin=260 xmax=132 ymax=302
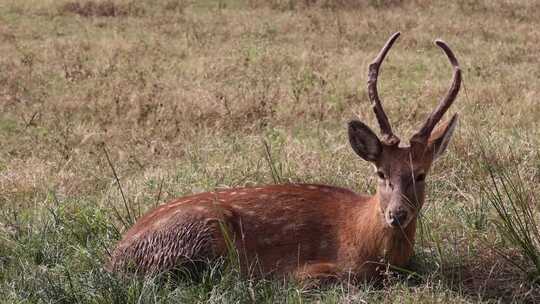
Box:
xmin=0 ymin=0 xmax=539 ymax=303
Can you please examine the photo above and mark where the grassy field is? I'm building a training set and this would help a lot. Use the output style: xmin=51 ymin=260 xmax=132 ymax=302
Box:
xmin=1 ymin=0 xmax=539 ymax=303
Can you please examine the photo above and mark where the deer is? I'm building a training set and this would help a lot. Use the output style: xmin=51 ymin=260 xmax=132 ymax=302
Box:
xmin=108 ymin=32 xmax=461 ymax=283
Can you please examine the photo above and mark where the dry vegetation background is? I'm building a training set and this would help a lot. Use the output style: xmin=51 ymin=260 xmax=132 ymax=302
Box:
xmin=0 ymin=0 xmax=539 ymax=303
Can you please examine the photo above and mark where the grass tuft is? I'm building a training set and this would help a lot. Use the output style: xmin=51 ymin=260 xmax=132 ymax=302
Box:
xmin=480 ymin=150 xmax=540 ymax=284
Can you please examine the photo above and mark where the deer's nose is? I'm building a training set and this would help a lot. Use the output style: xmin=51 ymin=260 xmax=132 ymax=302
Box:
xmin=388 ymin=210 xmax=408 ymax=227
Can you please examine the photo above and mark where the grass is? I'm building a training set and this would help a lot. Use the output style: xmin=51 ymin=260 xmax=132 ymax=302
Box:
xmin=0 ymin=0 xmax=539 ymax=302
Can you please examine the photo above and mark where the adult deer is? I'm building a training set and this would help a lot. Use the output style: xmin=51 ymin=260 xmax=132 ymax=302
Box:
xmin=109 ymin=32 xmax=461 ymax=282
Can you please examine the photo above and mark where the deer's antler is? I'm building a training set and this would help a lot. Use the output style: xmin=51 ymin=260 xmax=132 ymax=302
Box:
xmin=410 ymin=39 xmax=461 ymax=145
xmin=367 ymin=32 xmax=401 ymax=146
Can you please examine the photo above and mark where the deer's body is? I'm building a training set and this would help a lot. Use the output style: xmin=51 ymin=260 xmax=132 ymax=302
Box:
xmin=110 ymin=183 xmax=416 ymax=280
xmin=109 ymin=32 xmax=461 ymax=282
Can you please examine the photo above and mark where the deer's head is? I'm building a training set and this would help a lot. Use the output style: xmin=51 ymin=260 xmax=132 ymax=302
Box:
xmin=348 ymin=32 xmax=461 ymax=229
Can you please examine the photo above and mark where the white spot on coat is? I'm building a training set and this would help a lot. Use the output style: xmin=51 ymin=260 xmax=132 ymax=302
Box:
xmin=230 ymin=203 xmax=243 ymax=209
xmin=194 ymin=206 xmax=206 ymax=212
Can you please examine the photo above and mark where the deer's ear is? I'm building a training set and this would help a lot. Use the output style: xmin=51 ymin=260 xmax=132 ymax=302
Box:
xmin=348 ymin=120 xmax=382 ymax=162
xmin=428 ymin=114 xmax=458 ymax=160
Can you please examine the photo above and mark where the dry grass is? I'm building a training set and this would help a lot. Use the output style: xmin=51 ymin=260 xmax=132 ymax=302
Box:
xmin=0 ymin=0 xmax=539 ymax=303
xmin=60 ymin=1 xmax=137 ymax=17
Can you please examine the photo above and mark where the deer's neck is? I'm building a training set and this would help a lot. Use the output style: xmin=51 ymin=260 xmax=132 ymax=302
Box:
xmin=381 ymin=217 xmax=417 ymax=266
xmin=354 ymin=195 xmax=418 ymax=267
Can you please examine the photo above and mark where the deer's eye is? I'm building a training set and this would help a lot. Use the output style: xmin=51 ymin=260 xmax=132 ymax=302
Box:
xmin=415 ymin=173 xmax=426 ymax=182
xmin=376 ymin=171 xmax=386 ymax=180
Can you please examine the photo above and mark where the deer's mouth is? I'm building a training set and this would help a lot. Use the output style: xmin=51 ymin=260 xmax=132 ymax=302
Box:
xmin=384 ymin=209 xmax=413 ymax=229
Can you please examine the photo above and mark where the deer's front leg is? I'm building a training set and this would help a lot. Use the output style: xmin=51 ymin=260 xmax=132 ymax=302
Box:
xmin=293 ymin=262 xmax=340 ymax=285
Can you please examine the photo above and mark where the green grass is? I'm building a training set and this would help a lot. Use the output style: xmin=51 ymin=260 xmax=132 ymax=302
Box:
xmin=1 ymin=0 xmax=539 ymax=302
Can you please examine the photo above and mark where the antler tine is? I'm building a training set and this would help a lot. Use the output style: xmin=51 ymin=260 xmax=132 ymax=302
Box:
xmin=410 ymin=39 xmax=462 ymax=145
xmin=368 ymin=32 xmax=401 ymax=146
